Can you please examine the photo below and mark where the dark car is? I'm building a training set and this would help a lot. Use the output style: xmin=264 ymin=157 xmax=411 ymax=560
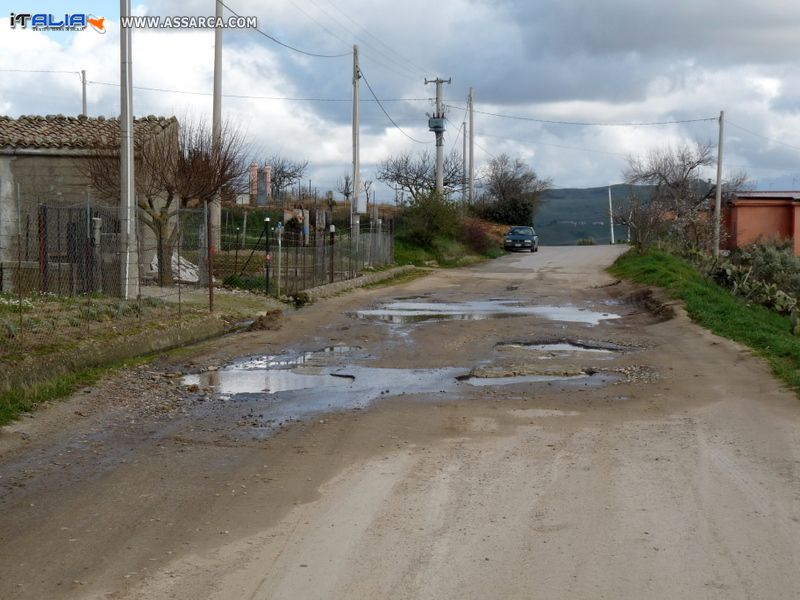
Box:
xmin=504 ymin=226 xmax=539 ymax=252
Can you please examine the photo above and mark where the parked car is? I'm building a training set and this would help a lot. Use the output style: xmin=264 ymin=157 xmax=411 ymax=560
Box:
xmin=503 ymin=226 xmax=539 ymax=252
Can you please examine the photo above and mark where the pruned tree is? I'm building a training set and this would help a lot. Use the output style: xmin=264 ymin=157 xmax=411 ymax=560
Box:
xmin=79 ymin=119 xmax=249 ymax=285
xmin=376 ymin=150 xmax=462 ymax=202
xmin=474 ymin=154 xmax=550 ymax=225
xmin=618 ymin=141 xmax=747 ymax=251
xmin=268 ymin=155 xmax=308 ymax=205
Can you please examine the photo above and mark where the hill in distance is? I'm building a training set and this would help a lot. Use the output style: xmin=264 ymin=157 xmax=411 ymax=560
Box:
xmin=534 ymin=184 xmax=650 ymax=246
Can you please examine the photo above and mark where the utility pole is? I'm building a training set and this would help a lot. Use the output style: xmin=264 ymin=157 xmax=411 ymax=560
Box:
xmin=80 ymin=69 xmax=87 ymax=116
xmin=426 ymin=77 xmax=450 ymax=194
xmin=210 ymin=0 xmax=223 ymax=250
xmin=608 ymin=184 xmax=615 ymax=245
xmin=352 ymin=45 xmax=361 ymax=220
xmin=713 ymin=110 xmax=725 ymax=257
xmin=468 ymin=87 xmax=474 ymax=203
xmin=462 ymin=118 xmax=467 ymax=204
xmin=119 ymin=0 xmax=136 ymax=300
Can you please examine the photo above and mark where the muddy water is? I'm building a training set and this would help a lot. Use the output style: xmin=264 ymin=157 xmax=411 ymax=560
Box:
xmin=182 ymin=343 xmax=617 ymax=431
xmin=351 ymin=300 xmax=620 ymax=325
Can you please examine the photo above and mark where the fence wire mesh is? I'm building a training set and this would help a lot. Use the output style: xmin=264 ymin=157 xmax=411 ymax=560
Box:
xmin=0 ymin=199 xmax=394 ymax=359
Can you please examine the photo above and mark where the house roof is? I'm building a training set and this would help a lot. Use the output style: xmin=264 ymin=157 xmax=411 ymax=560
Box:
xmin=731 ymin=191 xmax=800 ymax=202
xmin=0 ymin=114 xmax=177 ymax=151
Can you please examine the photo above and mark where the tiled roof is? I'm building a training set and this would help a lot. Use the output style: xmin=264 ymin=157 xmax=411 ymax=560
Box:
xmin=0 ymin=114 xmax=177 ymax=150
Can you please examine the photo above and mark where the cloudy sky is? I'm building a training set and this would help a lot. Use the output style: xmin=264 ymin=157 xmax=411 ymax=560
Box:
xmin=2 ymin=0 xmax=800 ymax=199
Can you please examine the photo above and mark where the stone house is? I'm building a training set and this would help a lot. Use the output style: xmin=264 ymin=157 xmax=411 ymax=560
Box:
xmin=0 ymin=114 xmax=177 ymax=293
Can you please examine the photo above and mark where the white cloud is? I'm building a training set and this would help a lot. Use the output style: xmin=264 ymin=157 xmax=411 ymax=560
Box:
xmin=2 ymin=0 xmax=800 ymax=194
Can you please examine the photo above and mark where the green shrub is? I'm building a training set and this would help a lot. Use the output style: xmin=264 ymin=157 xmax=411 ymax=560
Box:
xmin=576 ymin=238 xmax=597 ymax=246
xmin=396 ymin=192 xmax=460 ymax=249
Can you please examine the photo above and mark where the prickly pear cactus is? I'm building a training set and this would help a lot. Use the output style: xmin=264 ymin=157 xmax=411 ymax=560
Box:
xmin=791 ymin=309 xmax=800 ymax=336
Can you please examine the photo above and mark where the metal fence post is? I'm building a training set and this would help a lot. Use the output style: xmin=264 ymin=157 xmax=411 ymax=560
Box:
xmin=38 ymin=205 xmax=48 ymax=293
xmin=205 ymin=200 xmax=214 ymax=312
xmin=329 ymin=224 xmax=335 ymax=283
xmin=276 ymin=223 xmax=283 ymax=297
xmin=264 ymin=217 xmax=271 ymax=297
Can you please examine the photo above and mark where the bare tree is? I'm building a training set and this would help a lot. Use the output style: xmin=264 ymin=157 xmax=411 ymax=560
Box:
xmin=475 ymin=154 xmax=550 ymax=224
xmin=268 ymin=155 xmax=308 ymax=206
xmin=376 ymin=150 xmax=462 ymax=202
xmin=618 ymin=141 xmax=747 ymax=251
xmin=79 ymin=119 xmax=249 ymax=285
xmin=336 ymin=173 xmax=353 ymax=202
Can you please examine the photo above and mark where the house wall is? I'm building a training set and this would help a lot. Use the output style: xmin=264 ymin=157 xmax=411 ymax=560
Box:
xmin=8 ymin=153 xmax=115 ymax=215
xmin=794 ymin=205 xmax=800 ymax=257
xmin=732 ymin=202 xmax=793 ymax=248
xmin=0 ymin=157 xmax=16 ymax=276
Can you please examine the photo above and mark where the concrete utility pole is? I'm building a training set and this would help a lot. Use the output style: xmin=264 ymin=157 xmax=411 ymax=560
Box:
xmin=608 ymin=184 xmax=615 ymax=245
xmin=462 ymin=118 xmax=467 ymax=204
xmin=425 ymin=77 xmax=451 ymax=194
xmin=80 ymin=69 xmax=87 ymax=116
xmin=468 ymin=87 xmax=474 ymax=203
xmin=119 ymin=0 xmax=136 ymax=300
xmin=352 ymin=45 xmax=361 ymax=218
xmin=210 ymin=0 xmax=223 ymax=250
xmin=713 ymin=110 xmax=725 ymax=257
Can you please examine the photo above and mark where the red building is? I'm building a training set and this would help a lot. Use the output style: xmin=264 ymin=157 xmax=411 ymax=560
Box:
xmin=721 ymin=192 xmax=800 ymax=256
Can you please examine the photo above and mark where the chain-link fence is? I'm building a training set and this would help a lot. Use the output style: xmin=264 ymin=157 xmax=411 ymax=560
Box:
xmin=0 ymin=196 xmax=394 ymax=359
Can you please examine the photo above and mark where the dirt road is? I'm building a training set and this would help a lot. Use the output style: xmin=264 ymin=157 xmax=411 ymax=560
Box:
xmin=1 ymin=246 xmax=799 ymax=599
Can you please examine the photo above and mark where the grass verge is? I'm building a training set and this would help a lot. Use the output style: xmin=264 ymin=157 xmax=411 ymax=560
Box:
xmin=395 ymin=238 xmax=504 ymax=268
xmin=609 ymin=249 xmax=800 ymax=396
xmin=363 ymin=268 xmax=430 ymax=289
xmin=0 ymin=357 xmax=149 ymax=426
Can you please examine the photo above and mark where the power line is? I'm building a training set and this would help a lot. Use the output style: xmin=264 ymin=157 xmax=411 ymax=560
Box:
xmin=218 ymin=0 xmax=350 ymax=58
xmin=447 ymin=121 xmax=464 ymax=155
xmin=445 ymin=103 xmax=718 ymax=127
xmin=306 ymin=0 xmax=422 ymax=81
xmin=360 ymin=68 xmax=430 ymax=144
xmin=0 ymin=68 xmax=79 ymax=75
xmin=727 ymin=120 xmax=800 ymax=153
xmin=323 ymin=0 xmax=433 ymax=77
xmin=86 ymin=79 xmax=429 ymax=103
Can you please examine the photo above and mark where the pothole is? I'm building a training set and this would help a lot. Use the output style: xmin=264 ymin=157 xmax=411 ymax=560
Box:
xmin=495 ymin=338 xmax=631 ymax=356
xmin=351 ymin=300 xmax=621 ymax=325
xmin=457 ymin=366 xmax=618 ymax=387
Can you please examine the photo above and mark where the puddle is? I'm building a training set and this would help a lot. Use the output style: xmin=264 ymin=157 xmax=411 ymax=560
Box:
xmin=182 ymin=346 xmax=618 ymax=435
xmin=495 ymin=340 xmax=628 ymax=356
xmin=462 ymin=372 xmax=617 ymax=387
xmin=351 ymin=300 xmax=620 ymax=325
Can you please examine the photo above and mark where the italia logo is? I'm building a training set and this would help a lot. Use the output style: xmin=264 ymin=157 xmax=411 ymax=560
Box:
xmin=88 ymin=15 xmax=105 ymax=33
xmin=9 ymin=12 xmax=106 ymax=32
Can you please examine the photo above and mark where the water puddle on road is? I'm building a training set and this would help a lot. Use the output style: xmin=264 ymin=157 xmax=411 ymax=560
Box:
xmin=495 ymin=340 xmax=628 ymax=356
xmin=182 ymin=346 xmax=617 ymax=432
xmin=351 ymin=300 xmax=620 ymax=325
xmin=461 ymin=371 xmax=618 ymax=387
